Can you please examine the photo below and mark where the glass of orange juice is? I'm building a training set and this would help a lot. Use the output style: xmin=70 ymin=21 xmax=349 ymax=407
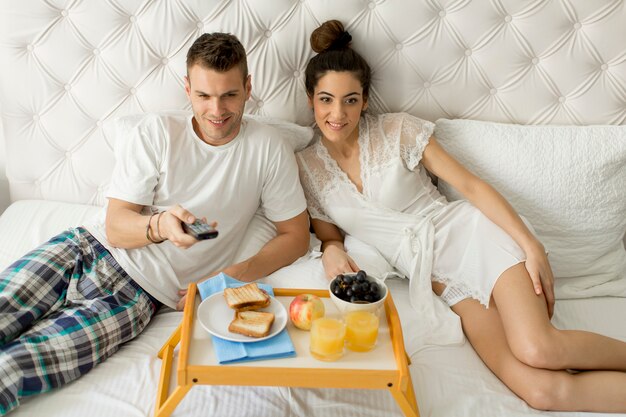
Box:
xmin=344 ymin=310 xmax=379 ymax=352
xmin=309 ymin=317 xmax=346 ymax=361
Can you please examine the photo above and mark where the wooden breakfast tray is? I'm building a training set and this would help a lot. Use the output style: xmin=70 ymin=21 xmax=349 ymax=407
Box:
xmin=154 ymin=284 xmax=420 ymax=417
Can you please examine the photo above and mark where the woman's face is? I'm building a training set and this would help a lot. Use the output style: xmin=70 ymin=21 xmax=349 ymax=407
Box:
xmin=309 ymin=71 xmax=368 ymax=144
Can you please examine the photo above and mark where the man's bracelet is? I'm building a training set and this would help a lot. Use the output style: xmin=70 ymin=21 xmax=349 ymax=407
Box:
xmin=146 ymin=212 xmax=164 ymax=244
xmin=155 ymin=211 xmax=166 ymax=241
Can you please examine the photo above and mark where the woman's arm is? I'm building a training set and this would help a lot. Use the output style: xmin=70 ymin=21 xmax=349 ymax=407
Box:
xmin=311 ymin=218 xmax=360 ymax=279
xmin=421 ymin=137 xmax=555 ymax=316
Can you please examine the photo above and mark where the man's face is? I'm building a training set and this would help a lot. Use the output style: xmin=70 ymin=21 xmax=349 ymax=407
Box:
xmin=185 ymin=64 xmax=251 ymax=146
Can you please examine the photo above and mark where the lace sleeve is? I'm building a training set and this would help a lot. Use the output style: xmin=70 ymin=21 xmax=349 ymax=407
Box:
xmin=296 ymin=150 xmax=334 ymax=224
xmin=395 ymin=113 xmax=435 ymax=171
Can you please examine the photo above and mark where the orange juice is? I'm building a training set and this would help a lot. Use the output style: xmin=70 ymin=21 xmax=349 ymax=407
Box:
xmin=345 ymin=311 xmax=379 ymax=352
xmin=310 ymin=318 xmax=346 ymax=361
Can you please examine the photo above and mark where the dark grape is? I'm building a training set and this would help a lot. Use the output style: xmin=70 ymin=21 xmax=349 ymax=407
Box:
xmin=332 ymin=270 xmax=384 ymax=305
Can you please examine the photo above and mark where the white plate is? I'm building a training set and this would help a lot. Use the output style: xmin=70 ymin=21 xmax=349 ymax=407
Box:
xmin=197 ymin=292 xmax=288 ymax=343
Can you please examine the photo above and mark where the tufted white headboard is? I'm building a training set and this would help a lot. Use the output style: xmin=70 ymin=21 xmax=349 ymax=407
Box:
xmin=0 ymin=0 xmax=625 ymax=208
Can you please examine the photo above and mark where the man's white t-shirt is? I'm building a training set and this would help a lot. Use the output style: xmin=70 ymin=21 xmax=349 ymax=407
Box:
xmin=85 ymin=113 xmax=306 ymax=308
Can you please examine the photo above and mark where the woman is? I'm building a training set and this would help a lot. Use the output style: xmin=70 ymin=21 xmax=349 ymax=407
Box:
xmin=297 ymin=20 xmax=626 ymax=412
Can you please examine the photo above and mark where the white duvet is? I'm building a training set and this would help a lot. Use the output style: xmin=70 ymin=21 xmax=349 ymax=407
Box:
xmin=1 ymin=200 xmax=624 ymax=417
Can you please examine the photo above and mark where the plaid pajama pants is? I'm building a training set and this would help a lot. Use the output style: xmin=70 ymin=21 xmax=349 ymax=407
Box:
xmin=0 ymin=227 xmax=158 ymax=415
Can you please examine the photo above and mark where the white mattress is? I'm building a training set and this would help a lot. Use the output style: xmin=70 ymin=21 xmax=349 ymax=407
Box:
xmin=389 ymin=278 xmax=626 ymax=417
xmin=1 ymin=200 xmax=625 ymax=417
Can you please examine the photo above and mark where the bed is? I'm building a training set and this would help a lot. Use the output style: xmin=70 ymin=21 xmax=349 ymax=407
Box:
xmin=0 ymin=1 xmax=625 ymax=416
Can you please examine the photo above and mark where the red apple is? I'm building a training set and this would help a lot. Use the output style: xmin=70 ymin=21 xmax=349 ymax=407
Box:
xmin=289 ymin=294 xmax=325 ymax=330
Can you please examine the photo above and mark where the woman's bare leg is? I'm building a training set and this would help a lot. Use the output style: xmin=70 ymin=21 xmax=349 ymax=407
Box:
xmin=492 ymin=263 xmax=626 ymax=371
xmin=439 ymin=286 xmax=626 ymax=412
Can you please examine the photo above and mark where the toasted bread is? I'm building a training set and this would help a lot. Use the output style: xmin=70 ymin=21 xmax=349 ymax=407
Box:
xmin=223 ymin=283 xmax=270 ymax=311
xmin=228 ymin=310 xmax=275 ymax=338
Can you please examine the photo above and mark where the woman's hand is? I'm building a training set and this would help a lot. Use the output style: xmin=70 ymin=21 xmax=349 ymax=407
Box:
xmin=322 ymin=245 xmax=359 ymax=280
xmin=524 ymin=241 xmax=555 ymax=318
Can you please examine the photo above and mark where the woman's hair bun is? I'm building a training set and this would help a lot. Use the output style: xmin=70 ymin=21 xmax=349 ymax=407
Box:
xmin=310 ymin=20 xmax=351 ymax=53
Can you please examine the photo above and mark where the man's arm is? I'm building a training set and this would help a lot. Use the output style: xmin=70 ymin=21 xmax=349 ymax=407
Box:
xmin=105 ymin=198 xmax=205 ymax=249
xmin=174 ymin=210 xmax=310 ymax=310
xmin=222 ymin=209 xmax=310 ymax=281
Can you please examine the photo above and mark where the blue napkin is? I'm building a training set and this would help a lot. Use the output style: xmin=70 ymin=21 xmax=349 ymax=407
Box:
xmin=197 ymin=273 xmax=296 ymax=364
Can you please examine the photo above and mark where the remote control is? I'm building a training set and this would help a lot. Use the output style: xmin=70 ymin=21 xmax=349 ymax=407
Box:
xmin=182 ymin=220 xmax=219 ymax=240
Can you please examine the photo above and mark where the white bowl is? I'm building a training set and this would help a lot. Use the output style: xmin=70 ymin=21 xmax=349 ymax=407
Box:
xmin=328 ymin=272 xmax=388 ymax=315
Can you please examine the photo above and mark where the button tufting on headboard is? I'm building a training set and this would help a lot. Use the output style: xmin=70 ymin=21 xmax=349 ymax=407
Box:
xmin=0 ymin=0 xmax=624 ymax=207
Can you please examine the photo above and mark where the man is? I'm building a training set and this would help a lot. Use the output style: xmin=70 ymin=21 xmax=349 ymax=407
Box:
xmin=0 ymin=33 xmax=309 ymax=415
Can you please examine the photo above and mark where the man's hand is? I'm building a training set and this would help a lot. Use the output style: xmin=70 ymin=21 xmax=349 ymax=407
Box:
xmin=174 ymin=265 xmax=242 ymax=311
xmin=158 ymin=204 xmax=217 ymax=249
xmin=176 ymin=288 xmax=188 ymax=311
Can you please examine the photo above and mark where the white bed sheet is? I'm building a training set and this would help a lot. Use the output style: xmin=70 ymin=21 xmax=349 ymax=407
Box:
xmin=388 ymin=277 xmax=626 ymax=417
xmin=1 ymin=200 xmax=624 ymax=417
xmin=0 ymin=201 xmax=403 ymax=417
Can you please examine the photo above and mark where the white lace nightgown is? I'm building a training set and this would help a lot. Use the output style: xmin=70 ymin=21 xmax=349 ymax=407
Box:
xmin=296 ymin=112 xmax=526 ymax=346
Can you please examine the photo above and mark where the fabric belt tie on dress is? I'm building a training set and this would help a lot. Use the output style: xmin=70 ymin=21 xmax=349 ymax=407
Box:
xmin=394 ymin=216 xmax=464 ymax=349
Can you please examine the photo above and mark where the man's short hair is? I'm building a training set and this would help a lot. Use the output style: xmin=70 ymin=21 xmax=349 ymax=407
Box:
xmin=186 ymin=33 xmax=248 ymax=80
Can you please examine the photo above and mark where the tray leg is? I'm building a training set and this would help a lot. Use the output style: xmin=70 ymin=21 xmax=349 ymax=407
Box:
xmin=158 ymin=323 xmax=182 ymax=359
xmin=390 ymin=376 xmax=420 ymax=417
xmin=155 ymin=323 xmax=192 ymax=417
xmin=155 ymin=383 xmax=192 ymax=417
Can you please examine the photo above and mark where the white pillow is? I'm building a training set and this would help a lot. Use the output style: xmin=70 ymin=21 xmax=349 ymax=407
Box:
xmin=103 ymin=111 xmax=314 ymax=152
xmin=434 ymin=118 xmax=626 ymax=299
xmin=0 ymin=200 xmax=101 ymax=270
xmin=244 ymin=114 xmax=314 ymax=151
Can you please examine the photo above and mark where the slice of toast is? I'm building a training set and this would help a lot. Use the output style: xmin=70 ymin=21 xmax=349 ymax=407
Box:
xmin=223 ymin=283 xmax=270 ymax=311
xmin=228 ymin=310 xmax=275 ymax=338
